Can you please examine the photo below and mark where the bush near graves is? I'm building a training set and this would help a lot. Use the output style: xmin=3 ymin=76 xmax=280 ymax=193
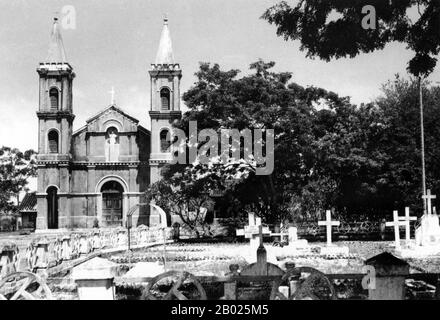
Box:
xmin=145 ymin=179 xmax=215 ymax=238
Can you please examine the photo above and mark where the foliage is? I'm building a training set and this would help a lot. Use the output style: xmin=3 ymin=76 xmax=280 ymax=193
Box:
xmin=144 ymin=178 xmax=215 ymax=238
xmin=168 ymin=60 xmax=329 ymax=223
xmin=0 ymin=146 xmax=37 ymax=213
xmin=262 ymin=0 xmax=440 ymax=77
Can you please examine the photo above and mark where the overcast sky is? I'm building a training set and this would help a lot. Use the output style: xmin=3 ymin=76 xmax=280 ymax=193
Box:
xmin=1 ymin=0 xmax=439 ymax=152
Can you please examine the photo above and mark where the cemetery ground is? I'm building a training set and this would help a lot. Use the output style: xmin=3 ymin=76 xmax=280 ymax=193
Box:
xmin=1 ymin=206 xmax=440 ymax=300
xmin=2 ymin=231 xmax=438 ymax=300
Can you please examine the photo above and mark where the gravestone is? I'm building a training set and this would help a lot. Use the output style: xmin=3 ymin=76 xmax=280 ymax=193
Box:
xmin=386 ymin=210 xmax=406 ymax=249
xmin=122 ymin=261 xmax=165 ymax=279
xmin=61 ymin=235 xmax=72 ymax=260
xmin=236 ymin=213 xmax=271 ymax=258
xmin=318 ymin=210 xmax=349 ymax=256
xmin=365 ymin=252 xmax=409 ymax=300
xmin=150 ymin=202 xmax=168 ymax=228
xmin=0 ymin=242 xmax=19 ymax=278
xmin=398 ymin=207 xmax=417 ymax=243
xmin=416 ymin=190 xmax=440 ymax=247
xmin=72 ymin=257 xmax=118 ymax=300
xmin=240 ymin=225 xmax=285 ymax=277
xmin=284 ymin=227 xmax=309 ymax=253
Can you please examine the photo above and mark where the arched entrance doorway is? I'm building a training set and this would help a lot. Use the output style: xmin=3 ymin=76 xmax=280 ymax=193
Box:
xmin=46 ymin=186 xmax=58 ymax=229
xmin=101 ymin=181 xmax=124 ymax=227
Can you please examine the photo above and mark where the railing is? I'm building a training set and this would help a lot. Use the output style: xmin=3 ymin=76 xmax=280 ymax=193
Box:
xmin=0 ymin=225 xmax=173 ymax=278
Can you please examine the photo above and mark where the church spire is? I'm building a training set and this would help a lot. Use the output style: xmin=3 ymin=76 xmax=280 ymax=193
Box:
xmin=155 ymin=17 xmax=174 ymax=65
xmin=46 ymin=17 xmax=67 ymax=63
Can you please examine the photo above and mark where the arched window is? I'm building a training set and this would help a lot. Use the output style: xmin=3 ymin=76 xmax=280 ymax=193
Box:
xmin=160 ymin=88 xmax=170 ymax=110
xmin=160 ymin=129 xmax=171 ymax=153
xmin=48 ymin=130 xmax=59 ymax=154
xmin=49 ymin=88 xmax=59 ymax=110
xmin=46 ymin=186 xmax=58 ymax=229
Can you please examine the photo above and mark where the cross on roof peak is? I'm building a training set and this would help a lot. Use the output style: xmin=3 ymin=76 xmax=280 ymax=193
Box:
xmin=108 ymin=86 xmax=115 ymax=105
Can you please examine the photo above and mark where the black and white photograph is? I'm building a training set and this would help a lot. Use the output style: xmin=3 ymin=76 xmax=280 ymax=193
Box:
xmin=0 ymin=0 xmax=440 ymax=308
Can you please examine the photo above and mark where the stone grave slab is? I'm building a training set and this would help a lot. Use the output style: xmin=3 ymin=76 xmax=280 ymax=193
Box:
xmin=122 ymin=261 xmax=165 ymax=279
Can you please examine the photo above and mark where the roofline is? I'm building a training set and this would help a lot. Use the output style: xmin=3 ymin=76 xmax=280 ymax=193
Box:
xmin=86 ymin=104 xmax=140 ymax=124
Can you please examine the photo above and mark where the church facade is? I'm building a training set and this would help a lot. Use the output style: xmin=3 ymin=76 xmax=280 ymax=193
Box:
xmin=36 ymin=18 xmax=181 ymax=230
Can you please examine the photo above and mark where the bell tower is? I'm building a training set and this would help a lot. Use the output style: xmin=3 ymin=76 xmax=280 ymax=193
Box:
xmin=36 ymin=18 xmax=75 ymax=230
xmin=149 ymin=18 xmax=182 ymax=183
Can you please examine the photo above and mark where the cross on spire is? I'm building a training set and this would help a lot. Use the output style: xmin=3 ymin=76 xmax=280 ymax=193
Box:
xmin=318 ymin=210 xmax=340 ymax=246
xmin=46 ymin=16 xmax=67 ymax=63
xmin=108 ymin=87 xmax=115 ymax=105
xmin=422 ymin=189 xmax=436 ymax=215
xmin=155 ymin=16 xmax=174 ymax=65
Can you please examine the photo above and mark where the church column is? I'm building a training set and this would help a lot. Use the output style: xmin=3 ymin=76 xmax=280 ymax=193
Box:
xmin=87 ymin=165 xmax=97 ymax=225
xmin=58 ymin=163 xmax=70 ymax=228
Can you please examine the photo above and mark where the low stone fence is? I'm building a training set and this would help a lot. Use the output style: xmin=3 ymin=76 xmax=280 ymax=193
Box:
xmin=0 ymin=225 xmax=172 ymax=278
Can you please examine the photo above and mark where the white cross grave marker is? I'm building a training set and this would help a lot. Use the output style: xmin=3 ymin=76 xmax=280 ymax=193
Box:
xmin=236 ymin=212 xmax=270 ymax=253
xmin=318 ymin=210 xmax=340 ymax=246
xmin=398 ymin=207 xmax=417 ymax=242
xmin=422 ymin=189 xmax=436 ymax=215
xmin=386 ymin=210 xmax=405 ymax=249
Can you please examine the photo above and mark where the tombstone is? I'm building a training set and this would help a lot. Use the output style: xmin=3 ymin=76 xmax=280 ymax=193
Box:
xmin=34 ymin=238 xmax=50 ymax=276
xmin=72 ymin=257 xmax=118 ymax=300
xmin=365 ymin=252 xmax=409 ymax=300
xmin=61 ymin=235 xmax=73 ymax=261
xmin=318 ymin=210 xmax=349 ymax=256
xmin=286 ymin=227 xmax=309 ymax=250
xmin=79 ymin=234 xmax=91 ymax=255
xmin=150 ymin=203 xmax=168 ymax=228
xmin=241 ymin=225 xmax=285 ymax=277
xmin=137 ymin=225 xmax=149 ymax=244
xmin=415 ymin=190 xmax=440 ymax=248
xmin=236 ymin=212 xmax=270 ymax=254
xmin=398 ymin=207 xmax=416 ymax=244
xmin=92 ymin=229 xmax=102 ymax=250
xmin=116 ymin=228 xmax=127 ymax=247
xmin=0 ymin=242 xmax=19 ymax=278
xmin=122 ymin=261 xmax=165 ymax=279
xmin=70 ymin=234 xmax=80 ymax=259
xmin=385 ymin=210 xmax=405 ymax=249
xmin=52 ymin=238 xmax=63 ymax=264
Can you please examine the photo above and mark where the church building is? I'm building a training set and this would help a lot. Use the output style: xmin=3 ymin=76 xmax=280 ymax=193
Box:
xmin=35 ymin=18 xmax=181 ymax=230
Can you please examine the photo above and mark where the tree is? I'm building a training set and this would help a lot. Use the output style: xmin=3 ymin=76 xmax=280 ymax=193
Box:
xmin=166 ymin=60 xmax=354 ymax=223
xmin=0 ymin=147 xmax=37 ymax=213
xmin=262 ymin=0 xmax=440 ymax=77
xmin=373 ymin=76 xmax=440 ymax=213
xmin=144 ymin=177 xmax=215 ymax=238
